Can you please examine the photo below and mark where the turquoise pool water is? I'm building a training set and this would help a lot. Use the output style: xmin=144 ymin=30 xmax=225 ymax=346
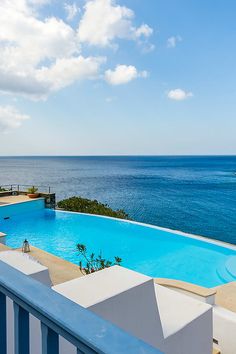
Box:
xmin=1 ymin=209 xmax=236 ymax=288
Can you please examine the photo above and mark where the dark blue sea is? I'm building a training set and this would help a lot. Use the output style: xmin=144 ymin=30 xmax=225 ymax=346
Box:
xmin=0 ymin=156 xmax=236 ymax=244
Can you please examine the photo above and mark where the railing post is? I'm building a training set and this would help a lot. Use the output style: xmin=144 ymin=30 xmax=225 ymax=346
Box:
xmin=13 ymin=302 xmax=29 ymax=354
xmin=41 ymin=322 xmax=59 ymax=354
xmin=0 ymin=292 xmax=7 ymax=354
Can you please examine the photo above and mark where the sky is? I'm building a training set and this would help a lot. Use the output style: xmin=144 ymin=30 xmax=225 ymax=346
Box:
xmin=0 ymin=0 xmax=236 ymax=156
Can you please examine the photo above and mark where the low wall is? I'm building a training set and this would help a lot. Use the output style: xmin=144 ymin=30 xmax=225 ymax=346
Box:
xmin=0 ymin=199 xmax=45 ymax=220
xmin=213 ymin=306 xmax=236 ymax=354
xmin=40 ymin=193 xmax=56 ymax=209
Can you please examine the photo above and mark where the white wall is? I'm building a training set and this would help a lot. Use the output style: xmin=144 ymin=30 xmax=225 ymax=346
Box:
xmin=161 ymin=285 xmax=236 ymax=354
xmin=213 ymin=306 xmax=236 ymax=354
xmin=54 ymin=267 xmax=213 ymax=354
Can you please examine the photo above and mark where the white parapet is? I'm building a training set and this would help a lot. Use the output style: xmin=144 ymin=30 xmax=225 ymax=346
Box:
xmin=0 ymin=251 xmax=51 ymax=286
xmin=0 ymin=251 xmax=51 ymax=354
xmin=155 ymin=278 xmax=236 ymax=354
xmin=54 ymin=266 xmax=213 ymax=354
xmin=213 ymin=305 xmax=236 ymax=354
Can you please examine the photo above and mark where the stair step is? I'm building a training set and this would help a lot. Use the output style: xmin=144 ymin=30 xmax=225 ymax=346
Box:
xmin=216 ymin=264 xmax=235 ymax=283
xmin=225 ymin=256 xmax=236 ymax=278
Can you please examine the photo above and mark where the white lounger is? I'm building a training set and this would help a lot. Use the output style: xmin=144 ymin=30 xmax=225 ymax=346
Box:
xmin=54 ymin=266 xmax=213 ymax=354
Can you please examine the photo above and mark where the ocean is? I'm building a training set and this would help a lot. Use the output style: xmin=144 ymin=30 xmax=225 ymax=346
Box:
xmin=0 ymin=156 xmax=235 ymax=244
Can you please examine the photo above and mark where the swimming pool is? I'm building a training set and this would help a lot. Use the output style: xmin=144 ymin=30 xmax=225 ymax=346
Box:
xmin=1 ymin=208 xmax=236 ymax=288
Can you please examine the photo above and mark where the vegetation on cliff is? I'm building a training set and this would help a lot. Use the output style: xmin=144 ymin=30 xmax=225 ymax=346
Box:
xmin=57 ymin=196 xmax=129 ymax=219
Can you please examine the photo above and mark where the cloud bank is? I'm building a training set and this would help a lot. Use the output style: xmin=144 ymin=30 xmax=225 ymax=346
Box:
xmin=0 ymin=0 xmax=152 ymax=101
xmin=0 ymin=0 xmax=153 ymax=130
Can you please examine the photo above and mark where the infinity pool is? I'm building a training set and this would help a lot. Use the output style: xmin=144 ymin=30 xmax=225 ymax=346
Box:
xmin=1 ymin=208 xmax=236 ymax=287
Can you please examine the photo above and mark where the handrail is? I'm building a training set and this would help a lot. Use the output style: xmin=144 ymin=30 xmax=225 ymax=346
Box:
xmin=0 ymin=261 xmax=161 ymax=354
xmin=0 ymin=184 xmax=52 ymax=193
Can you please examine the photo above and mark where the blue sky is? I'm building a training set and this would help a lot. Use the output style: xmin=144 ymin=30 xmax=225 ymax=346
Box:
xmin=0 ymin=0 xmax=235 ymax=155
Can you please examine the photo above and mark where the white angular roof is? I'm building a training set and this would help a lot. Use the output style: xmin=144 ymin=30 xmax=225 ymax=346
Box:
xmin=54 ymin=265 xmax=153 ymax=307
xmin=54 ymin=266 xmax=212 ymax=353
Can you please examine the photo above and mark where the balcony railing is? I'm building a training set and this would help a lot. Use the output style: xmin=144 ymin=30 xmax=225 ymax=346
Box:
xmin=0 ymin=184 xmax=52 ymax=194
xmin=0 ymin=261 xmax=162 ymax=354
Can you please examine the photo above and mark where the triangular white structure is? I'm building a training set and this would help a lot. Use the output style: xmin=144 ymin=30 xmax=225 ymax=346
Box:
xmin=54 ymin=266 xmax=213 ymax=354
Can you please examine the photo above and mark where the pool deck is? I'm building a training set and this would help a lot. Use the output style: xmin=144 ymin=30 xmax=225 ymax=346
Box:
xmin=215 ymin=282 xmax=236 ymax=313
xmin=0 ymin=241 xmax=235 ymax=313
xmin=0 ymin=195 xmax=31 ymax=205
xmin=0 ymin=243 xmax=11 ymax=251
xmin=15 ymin=246 xmax=83 ymax=285
xmin=156 ymin=277 xmax=236 ymax=313
xmin=24 ymin=250 xmax=236 ymax=313
xmin=0 ymin=242 xmax=83 ymax=285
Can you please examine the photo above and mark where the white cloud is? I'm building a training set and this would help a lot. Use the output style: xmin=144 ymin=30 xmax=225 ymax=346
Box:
xmin=167 ymin=35 xmax=182 ymax=48
xmin=37 ymin=56 xmax=106 ymax=91
xmin=105 ymin=65 xmax=148 ymax=85
xmin=64 ymin=2 xmax=80 ymax=21
xmin=0 ymin=0 xmax=104 ymax=99
xmin=0 ymin=55 xmax=104 ymax=100
xmin=0 ymin=105 xmax=30 ymax=132
xmin=167 ymin=89 xmax=193 ymax=101
xmin=0 ymin=71 xmax=50 ymax=98
xmin=135 ymin=24 xmax=153 ymax=38
xmin=0 ymin=17 xmax=79 ymax=69
xmin=78 ymin=0 xmax=153 ymax=47
xmin=0 ymin=0 xmax=151 ymax=100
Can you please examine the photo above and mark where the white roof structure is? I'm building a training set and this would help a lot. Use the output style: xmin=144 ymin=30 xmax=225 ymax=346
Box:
xmin=54 ymin=264 xmax=154 ymax=306
xmin=54 ymin=266 xmax=213 ymax=354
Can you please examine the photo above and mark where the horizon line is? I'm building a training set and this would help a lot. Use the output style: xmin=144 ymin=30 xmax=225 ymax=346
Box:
xmin=0 ymin=154 xmax=236 ymax=157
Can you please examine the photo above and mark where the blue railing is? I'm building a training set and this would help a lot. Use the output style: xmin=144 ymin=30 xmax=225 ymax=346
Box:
xmin=0 ymin=261 xmax=162 ymax=354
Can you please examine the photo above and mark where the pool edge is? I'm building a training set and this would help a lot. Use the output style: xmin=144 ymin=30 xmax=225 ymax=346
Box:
xmin=55 ymin=209 xmax=236 ymax=252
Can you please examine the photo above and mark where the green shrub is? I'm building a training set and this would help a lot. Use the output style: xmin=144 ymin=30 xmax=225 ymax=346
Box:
xmin=77 ymin=243 xmax=122 ymax=275
xmin=57 ymin=196 xmax=129 ymax=220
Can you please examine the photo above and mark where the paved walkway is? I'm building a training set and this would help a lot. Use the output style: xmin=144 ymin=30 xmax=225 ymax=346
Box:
xmin=215 ymin=282 xmax=236 ymax=313
xmin=0 ymin=243 xmax=83 ymax=286
xmin=0 ymin=243 xmax=10 ymax=251
xmin=0 ymin=195 xmax=30 ymax=205
xmin=15 ymin=246 xmax=83 ymax=285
